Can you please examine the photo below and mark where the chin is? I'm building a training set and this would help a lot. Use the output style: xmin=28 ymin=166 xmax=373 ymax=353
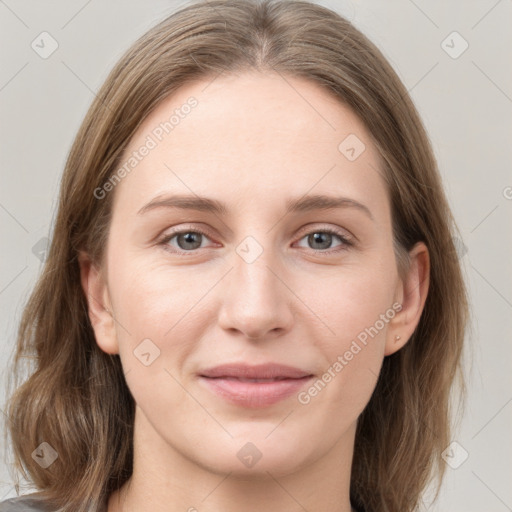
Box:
xmin=188 ymin=432 xmax=314 ymax=478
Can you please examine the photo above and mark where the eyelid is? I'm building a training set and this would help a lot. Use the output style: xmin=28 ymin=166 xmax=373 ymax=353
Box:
xmin=158 ymin=224 xmax=217 ymax=248
xmin=295 ymin=223 xmax=355 ymax=243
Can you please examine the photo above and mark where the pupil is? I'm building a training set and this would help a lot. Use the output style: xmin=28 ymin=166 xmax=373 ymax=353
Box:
xmin=179 ymin=232 xmax=201 ymax=250
xmin=309 ymin=232 xmax=331 ymax=250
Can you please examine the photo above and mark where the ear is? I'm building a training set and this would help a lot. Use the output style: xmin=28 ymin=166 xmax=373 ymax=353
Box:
xmin=78 ymin=250 xmax=119 ymax=355
xmin=385 ymin=241 xmax=430 ymax=356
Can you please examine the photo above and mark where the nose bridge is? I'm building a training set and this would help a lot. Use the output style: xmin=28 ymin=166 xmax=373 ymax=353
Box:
xmin=217 ymin=231 xmax=292 ymax=338
xmin=233 ymin=232 xmax=283 ymax=305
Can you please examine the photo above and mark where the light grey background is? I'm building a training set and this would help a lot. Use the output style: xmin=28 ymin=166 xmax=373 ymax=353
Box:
xmin=1 ymin=1 xmax=511 ymax=510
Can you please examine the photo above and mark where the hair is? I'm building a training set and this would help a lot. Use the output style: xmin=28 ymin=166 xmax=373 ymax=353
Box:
xmin=2 ymin=1 xmax=469 ymax=511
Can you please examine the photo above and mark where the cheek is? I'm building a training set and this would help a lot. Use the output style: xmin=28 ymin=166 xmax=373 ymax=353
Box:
xmin=107 ymin=248 xmax=205 ymax=339
xmin=296 ymin=262 xmax=396 ymax=409
xmin=304 ymin=257 xmax=397 ymax=344
xmin=104 ymin=249 xmax=208 ymax=396
xmin=107 ymin=254 xmax=209 ymax=423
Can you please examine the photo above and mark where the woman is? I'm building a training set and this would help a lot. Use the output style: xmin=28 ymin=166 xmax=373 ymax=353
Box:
xmin=1 ymin=0 xmax=468 ymax=511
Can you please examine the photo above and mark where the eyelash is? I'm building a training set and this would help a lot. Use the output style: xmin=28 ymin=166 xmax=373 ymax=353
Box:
xmin=158 ymin=225 xmax=354 ymax=256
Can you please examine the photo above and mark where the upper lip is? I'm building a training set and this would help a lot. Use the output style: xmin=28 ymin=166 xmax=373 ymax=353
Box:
xmin=199 ymin=363 xmax=313 ymax=379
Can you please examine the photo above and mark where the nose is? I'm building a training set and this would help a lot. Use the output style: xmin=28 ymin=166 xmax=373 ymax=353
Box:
xmin=217 ymin=245 xmax=294 ymax=341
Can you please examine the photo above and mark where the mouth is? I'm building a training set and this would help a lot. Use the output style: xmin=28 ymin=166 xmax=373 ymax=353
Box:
xmin=198 ymin=363 xmax=314 ymax=408
xmin=199 ymin=362 xmax=313 ymax=380
xmin=207 ymin=376 xmax=299 ymax=382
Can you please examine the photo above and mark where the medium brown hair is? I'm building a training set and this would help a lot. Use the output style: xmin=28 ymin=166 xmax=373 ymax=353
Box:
xmin=2 ymin=1 xmax=469 ymax=511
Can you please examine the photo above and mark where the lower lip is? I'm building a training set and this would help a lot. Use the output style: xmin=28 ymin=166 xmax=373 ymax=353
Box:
xmin=199 ymin=376 xmax=314 ymax=408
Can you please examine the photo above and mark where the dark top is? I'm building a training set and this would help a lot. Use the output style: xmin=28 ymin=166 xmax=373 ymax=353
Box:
xmin=0 ymin=493 xmax=365 ymax=511
xmin=0 ymin=493 xmax=107 ymax=512
xmin=0 ymin=494 xmax=53 ymax=511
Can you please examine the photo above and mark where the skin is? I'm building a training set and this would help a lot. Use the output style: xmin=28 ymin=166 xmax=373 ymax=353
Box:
xmin=79 ymin=70 xmax=429 ymax=512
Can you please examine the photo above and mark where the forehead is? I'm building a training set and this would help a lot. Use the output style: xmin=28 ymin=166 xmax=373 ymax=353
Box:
xmin=112 ymin=71 xmax=386 ymax=215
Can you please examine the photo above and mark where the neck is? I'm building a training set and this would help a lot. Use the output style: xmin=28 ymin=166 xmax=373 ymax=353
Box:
xmin=108 ymin=407 xmax=357 ymax=512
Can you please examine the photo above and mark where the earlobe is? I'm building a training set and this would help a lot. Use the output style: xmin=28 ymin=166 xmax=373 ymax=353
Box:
xmin=385 ymin=241 xmax=430 ymax=356
xmin=78 ymin=250 xmax=119 ymax=355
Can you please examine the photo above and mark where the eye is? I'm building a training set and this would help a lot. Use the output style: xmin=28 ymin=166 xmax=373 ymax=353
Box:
xmin=295 ymin=227 xmax=353 ymax=253
xmin=159 ymin=228 xmax=215 ymax=253
xmin=158 ymin=225 xmax=353 ymax=255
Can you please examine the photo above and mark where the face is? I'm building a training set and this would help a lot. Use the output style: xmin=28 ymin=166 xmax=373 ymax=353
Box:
xmin=81 ymin=71 xmax=428 ymax=478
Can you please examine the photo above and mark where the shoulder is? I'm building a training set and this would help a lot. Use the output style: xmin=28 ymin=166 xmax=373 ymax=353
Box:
xmin=0 ymin=493 xmax=53 ymax=512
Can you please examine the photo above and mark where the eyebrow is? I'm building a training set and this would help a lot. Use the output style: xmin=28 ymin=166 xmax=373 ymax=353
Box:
xmin=137 ymin=193 xmax=374 ymax=220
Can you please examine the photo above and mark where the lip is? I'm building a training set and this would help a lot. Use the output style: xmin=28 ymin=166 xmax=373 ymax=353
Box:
xmin=198 ymin=363 xmax=314 ymax=408
xmin=199 ymin=363 xmax=313 ymax=379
